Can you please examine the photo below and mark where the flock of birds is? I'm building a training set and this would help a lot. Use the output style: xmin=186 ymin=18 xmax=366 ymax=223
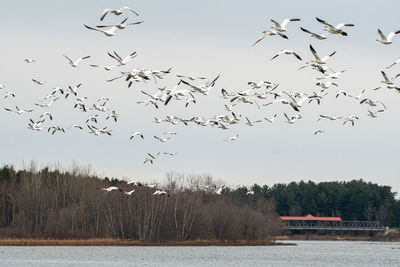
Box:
xmin=1 ymin=7 xmax=400 ymax=196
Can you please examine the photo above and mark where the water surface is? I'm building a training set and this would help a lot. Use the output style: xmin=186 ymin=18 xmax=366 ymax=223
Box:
xmin=0 ymin=240 xmax=399 ymax=266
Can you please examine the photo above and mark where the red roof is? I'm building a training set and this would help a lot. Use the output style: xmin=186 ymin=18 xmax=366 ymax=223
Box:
xmin=280 ymin=214 xmax=342 ymax=221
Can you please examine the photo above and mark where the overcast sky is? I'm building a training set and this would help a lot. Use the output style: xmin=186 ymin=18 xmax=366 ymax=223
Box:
xmin=1 ymin=0 xmax=400 ymax=196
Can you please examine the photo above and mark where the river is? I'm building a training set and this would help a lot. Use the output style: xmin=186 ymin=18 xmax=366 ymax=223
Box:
xmin=0 ymin=240 xmax=399 ymax=266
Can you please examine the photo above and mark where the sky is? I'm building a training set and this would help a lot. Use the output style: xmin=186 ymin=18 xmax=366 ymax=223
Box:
xmin=1 ymin=0 xmax=400 ymax=195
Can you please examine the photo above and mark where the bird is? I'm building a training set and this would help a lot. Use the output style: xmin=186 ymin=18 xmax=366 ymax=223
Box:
xmin=251 ymin=30 xmax=288 ymax=47
xmin=4 ymin=92 xmax=15 ymax=99
xmin=316 ymin=17 xmax=354 ymax=36
xmin=124 ymin=189 xmax=135 ymax=195
xmin=28 ymin=119 xmax=45 ymax=131
xmin=96 ymin=18 xmax=144 ymax=29
xmin=65 ymin=84 xmax=82 ymax=98
xmin=348 ymin=89 xmax=365 ymax=100
xmin=264 ymin=114 xmax=277 ymax=123
xmin=245 ymin=117 xmax=262 ymax=126
xmin=48 ymin=126 xmax=65 ymax=135
xmin=69 ymin=124 xmax=83 ymax=130
xmin=84 ymin=24 xmax=118 ymax=37
xmin=153 ymin=190 xmax=169 ymax=196
xmin=309 ymin=45 xmax=336 ymax=65
xmin=318 ymin=115 xmax=343 ymax=121
xmin=32 ymin=79 xmax=46 ymax=85
xmin=270 ymin=18 xmax=301 ymax=32
xmin=224 ymin=134 xmax=239 ymax=141
xmin=163 ymin=152 xmax=177 ymax=156
xmin=367 ymin=110 xmax=384 ymax=118
xmin=376 ymin=29 xmax=400 ymax=45
xmin=106 ymin=110 xmax=119 ymax=122
xmin=130 ymin=131 xmax=144 ymax=140
xmin=100 ymin=7 xmax=139 ymax=21
xmin=270 ymin=49 xmax=302 ymax=61
xmin=63 ymin=55 xmax=90 ymax=67
xmin=314 ymin=129 xmax=325 ymax=135
xmin=89 ymin=64 xmax=117 ymax=71
xmin=316 ymin=81 xmax=338 ymax=89
xmin=343 ymin=115 xmax=359 ymax=126
xmin=154 ymin=136 xmax=170 ymax=142
xmin=300 ymin=27 xmax=329 ymax=40
xmin=215 ymin=186 xmax=225 ymax=195
xmin=101 ymin=186 xmax=121 ymax=192
xmin=24 ymin=58 xmax=36 ymax=63
xmin=386 ymin=58 xmax=400 ymax=69
xmin=108 ymin=51 xmax=137 ymax=65
xmin=4 ymin=106 xmax=33 ymax=114
xmin=284 ymin=113 xmax=302 ymax=124
xmin=40 ymin=111 xmax=53 ymax=120
xmin=336 ymin=90 xmax=347 ymax=98
xmin=246 ymin=191 xmax=255 ymax=196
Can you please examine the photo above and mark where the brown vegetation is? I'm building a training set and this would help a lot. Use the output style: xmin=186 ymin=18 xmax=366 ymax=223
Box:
xmin=0 ymin=165 xmax=284 ymax=242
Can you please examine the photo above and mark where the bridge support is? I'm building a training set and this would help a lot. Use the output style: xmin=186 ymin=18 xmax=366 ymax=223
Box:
xmin=305 ymin=231 xmax=312 ymax=240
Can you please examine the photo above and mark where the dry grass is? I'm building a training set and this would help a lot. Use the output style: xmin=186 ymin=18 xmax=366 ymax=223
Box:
xmin=0 ymin=238 xmax=291 ymax=246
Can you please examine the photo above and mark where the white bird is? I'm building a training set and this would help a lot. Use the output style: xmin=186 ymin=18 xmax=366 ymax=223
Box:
xmin=153 ymin=190 xmax=169 ymax=196
xmin=101 ymin=186 xmax=120 ymax=192
xmin=35 ymin=97 xmax=59 ymax=108
xmin=154 ymin=136 xmax=170 ymax=142
xmin=224 ymin=134 xmax=239 ymax=141
xmin=176 ymin=74 xmax=206 ymax=81
xmin=40 ymin=111 xmax=53 ymax=120
xmin=316 ymin=17 xmax=354 ymax=36
xmin=378 ymin=71 xmax=400 ymax=87
xmin=180 ymin=75 xmax=220 ymax=95
xmin=264 ymin=114 xmax=277 ymax=123
xmin=376 ymin=29 xmax=400 ymax=45
xmin=89 ymin=64 xmax=117 ymax=71
xmin=317 ymin=70 xmax=346 ymax=80
xmin=130 ymin=131 xmax=144 ymax=140
xmin=106 ymin=110 xmax=119 ymax=122
xmin=245 ymin=117 xmax=262 ymax=126
xmin=300 ymin=27 xmax=329 ymax=40
xmin=24 ymin=58 xmax=36 ymax=63
xmin=348 ymin=89 xmax=365 ymax=100
xmin=314 ymin=129 xmax=325 ymax=135
xmin=336 ymin=90 xmax=347 ymax=98
xmin=28 ymin=119 xmax=45 ymax=131
xmin=63 ymin=55 xmax=90 ymax=67
xmin=96 ymin=18 xmax=144 ymax=29
xmin=246 ymin=191 xmax=255 ymax=196
xmin=316 ymin=81 xmax=338 ymax=89
xmin=100 ymin=7 xmax=139 ymax=21
xmin=252 ymin=29 xmax=288 ymax=47
xmin=386 ymin=57 xmax=400 ymax=69
xmin=309 ymin=45 xmax=336 ymax=65
xmin=367 ymin=110 xmax=383 ymax=118
xmin=215 ymin=186 xmax=225 ymax=195
xmin=124 ymin=189 xmax=135 ymax=195
xmin=84 ymin=24 xmax=118 ymax=37
xmin=163 ymin=131 xmax=177 ymax=135
xmin=108 ymin=51 xmax=137 ymax=65
xmin=343 ymin=115 xmax=359 ymax=126
xmin=32 ymin=79 xmax=46 ymax=85
xmin=163 ymin=152 xmax=177 ymax=156
xmin=270 ymin=18 xmax=301 ymax=32
xmin=48 ymin=125 xmax=65 ymax=135
xmin=4 ymin=92 xmax=15 ymax=99
xmin=65 ymin=84 xmax=82 ymax=98
xmin=270 ymin=49 xmax=302 ymax=61
xmin=4 ymin=106 xmax=33 ymax=114
xmin=318 ymin=115 xmax=343 ymax=121
xmin=69 ymin=124 xmax=83 ymax=130
xmin=284 ymin=113 xmax=302 ymax=124
xmin=224 ymin=104 xmax=236 ymax=111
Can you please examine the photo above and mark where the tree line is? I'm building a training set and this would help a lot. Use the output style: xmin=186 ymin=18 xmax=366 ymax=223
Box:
xmin=0 ymin=165 xmax=282 ymax=241
xmin=252 ymin=180 xmax=400 ymax=227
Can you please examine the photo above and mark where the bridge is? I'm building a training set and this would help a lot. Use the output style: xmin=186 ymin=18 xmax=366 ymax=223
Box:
xmin=280 ymin=214 xmax=386 ymax=232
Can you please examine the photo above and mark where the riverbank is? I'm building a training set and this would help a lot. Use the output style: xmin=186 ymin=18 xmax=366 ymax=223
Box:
xmin=0 ymin=238 xmax=295 ymax=246
xmin=275 ymin=231 xmax=400 ymax=242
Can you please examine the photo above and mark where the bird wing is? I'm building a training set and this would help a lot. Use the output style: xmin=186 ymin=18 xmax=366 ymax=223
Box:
xmin=100 ymin=9 xmax=111 ymax=21
xmin=84 ymin=24 xmax=102 ymax=33
xmin=123 ymin=7 xmax=139 ymax=16
xmin=387 ymin=31 xmax=400 ymax=41
xmin=63 ymin=55 xmax=73 ymax=64
xmin=309 ymin=45 xmax=321 ymax=61
xmin=381 ymin=71 xmax=390 ymax=83
xmin=377 ymin=29 xmax=386 ymax=40
xmin=316 ymin=17 xmax=333 ymax=28
xmin=271 ymin=19 xmax=280 ymax=28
